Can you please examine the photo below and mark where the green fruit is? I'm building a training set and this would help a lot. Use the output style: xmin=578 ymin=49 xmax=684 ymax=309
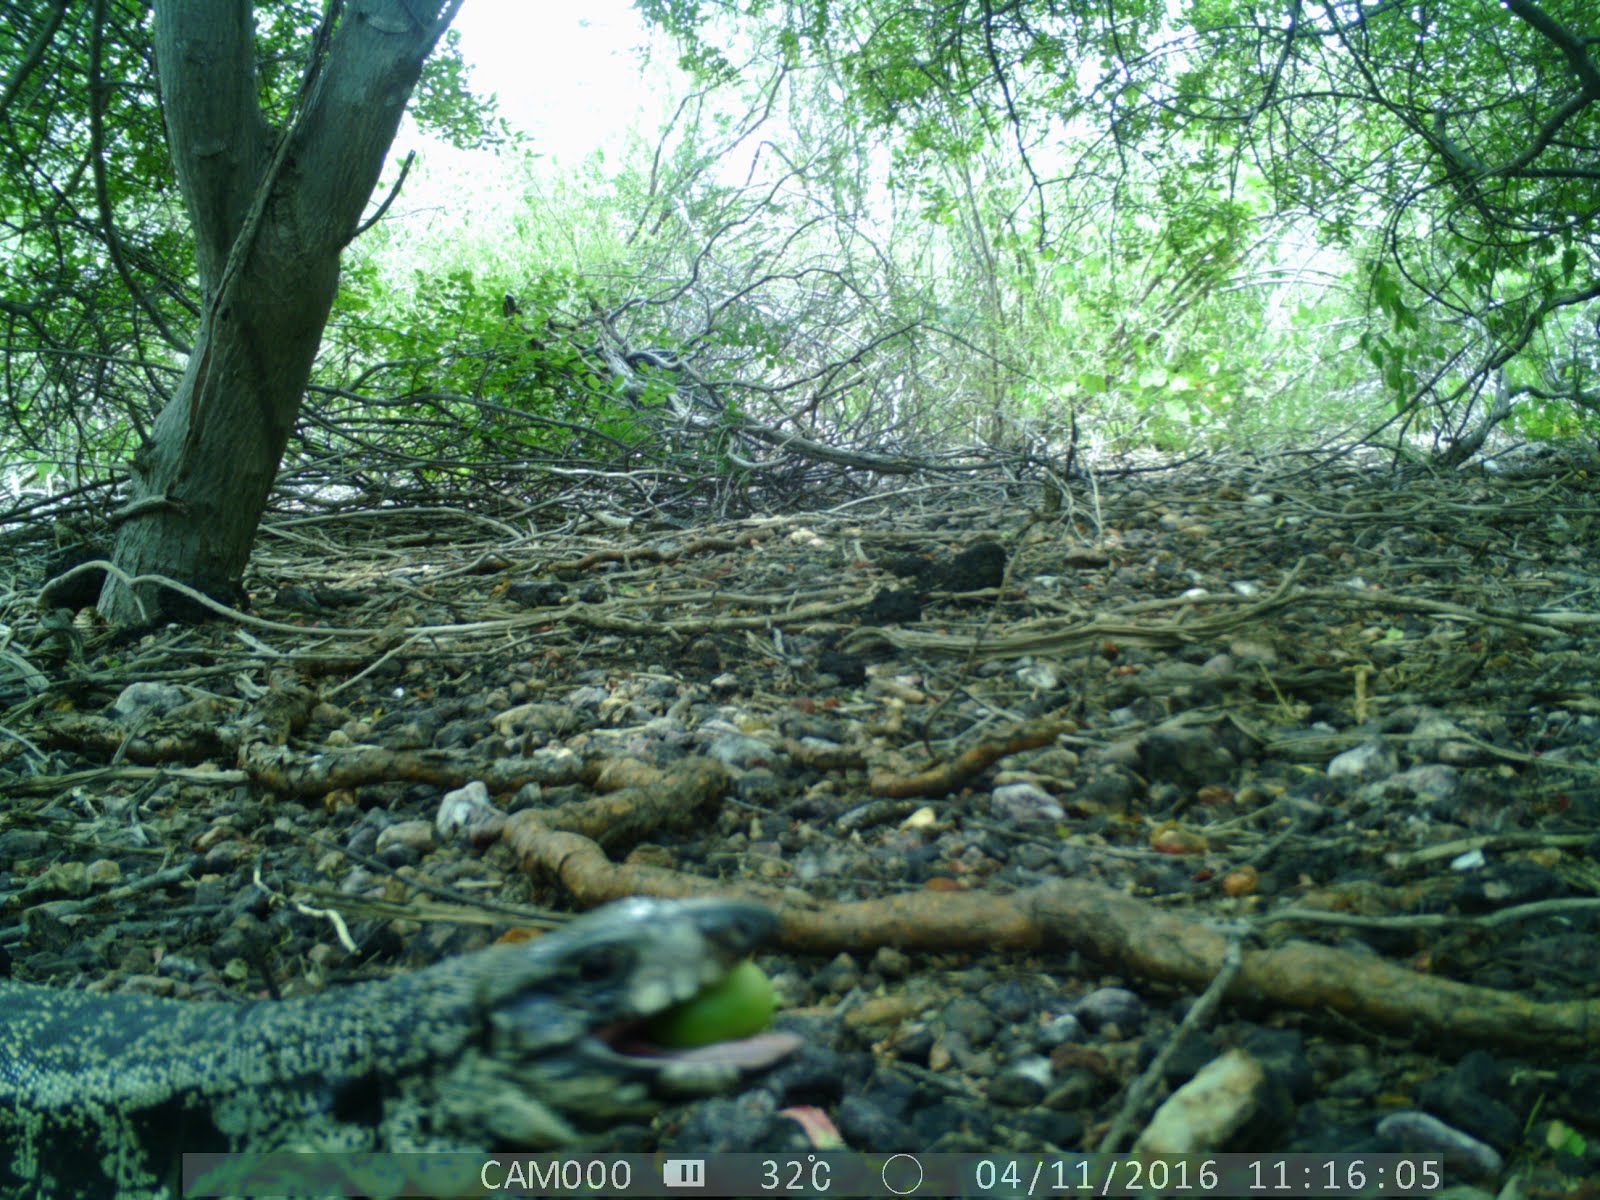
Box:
xmin=645 ymin=960 xmax=777 ymax=1048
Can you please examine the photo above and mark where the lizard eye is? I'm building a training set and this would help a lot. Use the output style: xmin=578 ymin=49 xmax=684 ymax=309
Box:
xmin=572 ymin=944 xmax=633 ymax=985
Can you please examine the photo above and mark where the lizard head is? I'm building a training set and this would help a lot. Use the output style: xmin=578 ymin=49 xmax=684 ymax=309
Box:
xmin=423 ymin=897 xmax=801 ymax=1147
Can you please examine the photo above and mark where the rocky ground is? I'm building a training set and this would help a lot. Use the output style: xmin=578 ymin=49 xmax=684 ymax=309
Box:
xmin=3 ymin=447 xmax=1599 ymax=1199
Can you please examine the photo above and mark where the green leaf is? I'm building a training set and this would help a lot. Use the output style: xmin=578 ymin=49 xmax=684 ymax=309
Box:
xmin=1544 ymin=1120 xmax=1586 ymax=1157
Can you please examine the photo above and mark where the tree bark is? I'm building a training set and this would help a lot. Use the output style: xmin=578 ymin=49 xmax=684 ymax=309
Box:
xmin=101 ymin=0 xmax=461 ymax=624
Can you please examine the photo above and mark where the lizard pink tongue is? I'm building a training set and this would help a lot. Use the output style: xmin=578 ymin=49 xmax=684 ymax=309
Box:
xmin=620 ymin=1030 xmax=803 ymax=1068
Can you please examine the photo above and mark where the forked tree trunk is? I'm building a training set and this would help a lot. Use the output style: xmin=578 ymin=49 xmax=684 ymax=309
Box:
xmin=101 ymin=0 xmax=460 ymax=624
xmin=105 ymin=236 xmax=344 ymax=624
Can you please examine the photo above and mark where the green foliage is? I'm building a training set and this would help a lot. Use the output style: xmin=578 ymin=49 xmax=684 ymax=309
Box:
xmin=633 ymin=0 xmax=1600 ymax=456
xmin=8 ymin=0 xmax=1600 ymax=506
xmin=0 ymin=1 xmax=503 ymax=493
xmin=319 ymin=155 xmax=672 ymax=475
xmin=412 ymin=29 xmax=515 ymax=150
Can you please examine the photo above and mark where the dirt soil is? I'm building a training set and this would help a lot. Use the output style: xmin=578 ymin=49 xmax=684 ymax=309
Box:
xmin=4 ymin=449 xmax=1600 ymax=1198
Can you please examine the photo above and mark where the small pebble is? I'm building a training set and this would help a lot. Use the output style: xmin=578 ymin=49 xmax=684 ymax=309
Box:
xmin=1327 ymin=740 xmax=1397 ymax=781
xmin=1376 ymin=1110 xmax=1503 ymax=1178
xmin=991 ymin=782 xmax=1064 ymax=823
xmin=1076 ymin=987 xmax=1145 ymax=1032
xmin=375 ymin=820 xmax=435 ymax=855
xmin=990 ymin=1056 xmax=1052 ymax=1106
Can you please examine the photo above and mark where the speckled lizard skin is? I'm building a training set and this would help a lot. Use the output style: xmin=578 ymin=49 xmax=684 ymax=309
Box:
xmin=0 ymin=897 xmax=782 ymax=1199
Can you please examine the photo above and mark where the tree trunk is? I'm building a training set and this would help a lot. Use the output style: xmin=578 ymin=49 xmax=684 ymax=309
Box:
xmin=101 ymin=0 xmax=460 ymax=624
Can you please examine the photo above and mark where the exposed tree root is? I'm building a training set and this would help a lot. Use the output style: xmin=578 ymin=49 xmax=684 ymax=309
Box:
xmin=504 ymin=815 xmax=1600 ymax=1055
xmin=868 ymin=719 xmax=1069 ymax=798
xmin=1021 ymin=880 xmax=1600 ymax=1054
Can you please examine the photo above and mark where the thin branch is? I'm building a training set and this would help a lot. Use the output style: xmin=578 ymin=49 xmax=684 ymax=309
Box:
xmin=0 ymin=0 xmax=69 ymax=118
xmin=348 ymin=151 xmax=416 ymax=244
xmin=87 ymin=0 xmax=190 ymax=354
xmin=1502 ymin=0 xmax=1600 ymax=99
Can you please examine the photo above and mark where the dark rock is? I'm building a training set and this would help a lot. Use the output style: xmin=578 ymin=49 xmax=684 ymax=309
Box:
xmin=1555 ymin=1063 xmax=1600 ymax=1127
xmin=1142 ymin=725 xmax=1235 ymax=788
xmin=811 ymin=953 xmax=862 ymax=996
xmin=732 ymin=767 xmax=788 ymax=804
xmin=880 ymin=551 xmax=932 ymax=579
xmin=1284 ymin=1102 xmax=1388 ymax=1153
xmin=209 ymin=916 xmax=269 ymax=969
xmin=856 ymin=1068 xmax=919 ymax=1118
xmin=1012 ymin=1107 xmax=1085 ymax=1146
xmin=836 ymin=1094 xmax=916 ymax=1151
xmin=1071 ymin=766 xmax=1142 ymax=811
xmin=862 ymin=587 xmax=922 ymax=624
xmin=681 ymin=635 xmax=724 ymax=672
xmin=817 ymin=650 xmax=869 ymax=685
xmin=663 ymin=1092 xmax=782 ymax=1153
xmin=886 ymin=1023 xmax=935 ymax=1063
xmin=1418 ymin=1052 xmax=1522 ymax=1149
xmin=434 ymin=718 xmax=483 ymax=749
xmin=311 ymin=587 xmax=368 ymax=608
xmin=1148 ymin=1029 xmax=1217 ymax=1084
xmin=20 ymin=906 xmax=75 ymax=954
xmin=940 ymin=996 xmax=998 ymax=1042
xmin=507 ymin=580 xmax=565 ymax=606
xmin=1242 ymin=1027 xmax=1314 ymax=1101
xmin=0 ymin=830 xmax=51 ymax=860
xmin=980 ymin=978 xmax=1040 ymax=1024
xmin=924 ymin=541 xmax=1006 ymax=593
xmin=371 ymin=838 xmax=424 ymax=874
xmin=758 ymin=1041 xmax=858 ymax=1108
xmin=912 ymin=1099 xmax=994 ymax=1146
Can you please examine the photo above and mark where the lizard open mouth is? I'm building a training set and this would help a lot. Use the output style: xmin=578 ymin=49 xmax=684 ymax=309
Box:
xmin=460 ymin=897 xmax=803 ymax=1141
xmin=610 ymin=948 xmax=800 ymax=1075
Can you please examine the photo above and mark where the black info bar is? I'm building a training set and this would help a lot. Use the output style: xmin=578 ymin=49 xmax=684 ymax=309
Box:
xmin=183 ymin=1151 xmax=1446 ymax=1197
